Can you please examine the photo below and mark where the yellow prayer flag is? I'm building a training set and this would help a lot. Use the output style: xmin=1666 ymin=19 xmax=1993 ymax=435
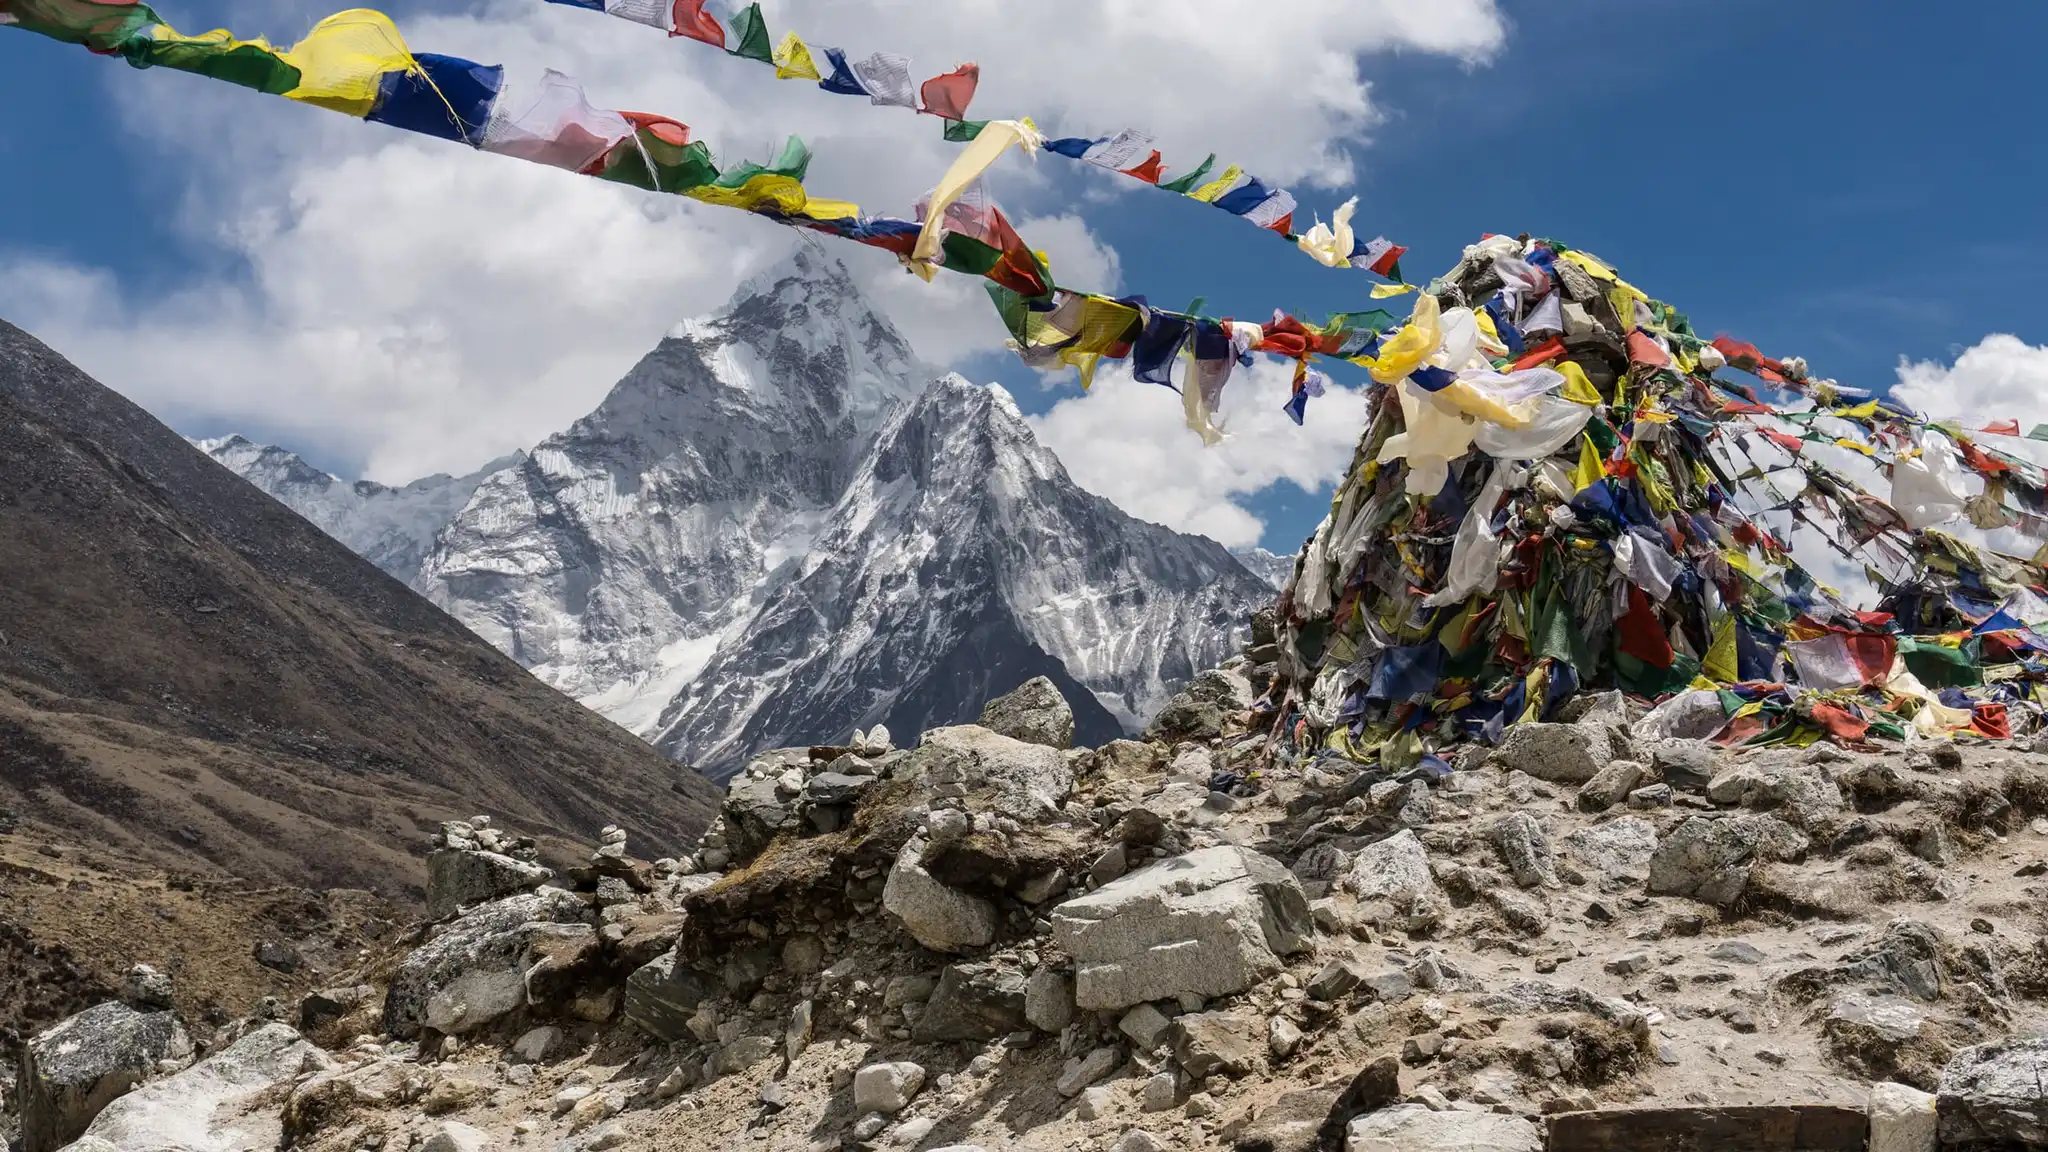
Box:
xmin=1570 ymin=433 xmax=1604 ymax=491
xmin=1724 ymin=548 xmax=1753 ymax=574
xmin=1839 ymin=400 xmax=1881 ymax=420
xmin=279 ymin=9 xmax=413 ymax=117
xmin=1557 ymin=360 xmax=1602 ymax=406
xmin=686 ymin=174 xmax=811 ymax=214
xmin=1188 ymin=164 xmax=1246 ymax=204
xmin=1703 ymin=616 xmax=1740 ymax=682
xmin=772 ymin=31 xmax=821 ymax=80
xmin=1833 ymin=437 xmax=1877 ymax=457
xmin=913 ymin=118 xmax=1042 ymax=264
xmin=1561 ymin=249 xmax=1618 ymax=282
xmin=1369 ymin=282 xmax=1418 ymax=299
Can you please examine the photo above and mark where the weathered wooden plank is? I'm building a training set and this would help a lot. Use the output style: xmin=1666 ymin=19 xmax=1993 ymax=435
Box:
xmin=1545 ymin=1105 xmax=1867 ymax=1152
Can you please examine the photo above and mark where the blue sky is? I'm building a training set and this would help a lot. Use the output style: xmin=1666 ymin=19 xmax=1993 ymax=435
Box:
xmin=4 ymin=0 xmax=2046 ymax=555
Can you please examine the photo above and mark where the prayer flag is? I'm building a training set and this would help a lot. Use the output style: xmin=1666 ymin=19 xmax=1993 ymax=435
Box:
xmin=665 ymin=0 xmax=723 ymax=46
xmin=1352 ymin=235 xmax=1406 ymax=278
xmin=726 ymin=3 xmax=770 ymax=62
xmin=918 ymin=63 xmax=979 ymax=120
xmin=771 ymin=31 xmax=819 ymax=79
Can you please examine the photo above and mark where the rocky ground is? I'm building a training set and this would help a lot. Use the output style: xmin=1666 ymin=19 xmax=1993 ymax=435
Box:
xmin=7 ymin=658 xmax=2047 ymax=1152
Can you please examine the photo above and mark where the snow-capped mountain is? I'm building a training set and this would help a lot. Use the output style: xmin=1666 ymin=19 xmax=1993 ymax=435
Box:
xmin=662 ymin=375 xmax=1266 ymax=766
xmin=191 ymin=435 xmax=520 ymax=585
xmin=1231 ymin=547 xmax=1298 ymax=591
xmin=201 ymin=248 xmax=1272 ymax=770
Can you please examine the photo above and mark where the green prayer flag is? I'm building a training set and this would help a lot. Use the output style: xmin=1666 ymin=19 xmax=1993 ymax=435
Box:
xmin=1159 ymin=153 xmax=1217 ymax=195
xmin=727 ymin=3 xmax=773 ymax=63
xmin=14 ymin=0 xmax=160 ymax=51
xmin=1899 ymin=637 xmax=1983 ymax=689
xmin=943 ymin=119 xmax=989 ymax=142
xmin=2027 ymin=424 xmax=2048 ymax=442
xmin=127 ymin=37 xmax=301 ymax=96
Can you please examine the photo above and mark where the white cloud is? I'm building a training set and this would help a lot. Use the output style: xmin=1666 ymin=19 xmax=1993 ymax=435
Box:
xmin=1027 ymin=359 xmax=1370 ymax=549
xmin=1894 ymin=334 xmax=2048 ymax=429
xmin=0 ymin=0 xmax=1505 ymax=494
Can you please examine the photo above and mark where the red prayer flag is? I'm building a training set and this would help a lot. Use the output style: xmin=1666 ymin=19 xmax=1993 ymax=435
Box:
xmin=1256 ymin=316 xmax=1312 ymax=359
xmin=1971 ymin=702 xmax=2011 ymax=740
xmin=1958 ymin=440 xmax=2012 ymax=476
xmin=1617 ymin=587 xmax=1675 ymax=669
xmin=1982 ymin=419 xmax=2021 ymax=436
xmin=1120 ymin=151 xmax=1165 ymax=185
xmin=1712 ymin=335 xmax=1787 ymax=384
xmin=1510 ymin=336 xmax=1566 ymax=372
xmin=1760 ymin=428 xmax=1805 ymax=455
xmin=1811 ymin=702 xmax=1870 ymax=743
xmin=620 ymin=111 xmax=690 ymax=146
xmin=1263 ymin=212 xmax=1294 ymax=236
xmin=669 ymin=0 xmax=725 ymax=46
xmin=918 ymin=64 xmax=980 ymax=121
xmin=1626 ymin=330 xmax=1672 ymax=369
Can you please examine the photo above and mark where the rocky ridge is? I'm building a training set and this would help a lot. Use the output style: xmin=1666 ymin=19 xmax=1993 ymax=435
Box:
xmin=10 ymin=655 xmax=2048 ymax=1152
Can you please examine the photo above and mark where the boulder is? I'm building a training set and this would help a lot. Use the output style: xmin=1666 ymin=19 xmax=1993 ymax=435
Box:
xmin=853 ymin=1061 xmax=926 ymax=1115
xmin=19 ymin=1002 xmax=194 ymax=1152
xmin=296 ymin=985 xmax=374 ymax=1036
xmin=62 ymin=1023 xmax=327 ymax=1152
xmin=281 ymin=1059 xmax=411 ymax=1143
xmin=709 ymin=1035 xmax=776 ymax=1078
xmin=1057 ymin=1047 xmax=1123 ymax=1096
xmin=419 ymin=1123 xmax=493 ymax=1152
xmin=802 ymin=772 xmax=874 ymax=806
xmin=1823 ymin=992 xmax=1961 ymax=1090
xmin=1169 ymin=1012 xmax=1258 ymax=1079
xmin=1229 ymin=1083 xmax=1342 ymax=1152
xmin=1577 ymin=760 xmax=1646 ymax=812
xmin=1868 ymin=1082 xmax=1937 ymax=1152
xmin=882 ymin=835 xmax=999 ymax=954
xmin=1091 ymin=740 xmax=1167 ymax=783
xmin=425 ymin=848 xmax=553 ymax=920
xmin=913 ymin=960 xmax=1030 ymax=1042
xmin=978 ymin=676 xmax=1077 ymax=749
xmin=382 ymin=887 xmax=588 ymax=1038
xmin=1146 ymin=667 xmax=1255 ymax=743
xmin=1025 ymin=969 xmax=1076 ymax=1033
xmin=622 ymin=950 xmax=716 ymax=1044
xmin=1118 ymin=1003 xmax=1173 ymax=1049
xmin=117 ymin=965 xmax=174 ymax=1011
xmin=1053 ymin=847 xmax=1314 ymax=1011
xmin=1705 ymin=760 xmax=1845 ymax=827
xmin=1347 ymin=1105 xmax=1541 ymax=1152
xmin=1492 ymin=723 xmax=1618 ymax=784
xmin=1488 ymin=812 xmax=1556 ymax=888
xmin=511 ymin=1025 xmax=566 ymax=1064
xmin=1936 ymin=1038 xmax=2048 ymax=1148
xmin=1562 ymin=817 xmax=1659 ymax=882
xmin=1644 ymin=738 xmax=1719 ymax=791
xmin=722 ymin=774 xmax=796 ymax=866
xmin=1339 ymin=830 xmax=1441 ymax=906
xmin=1647 ymin=815 xmax=1808 ymax=906
xmin=914 ymin=725 xmax=1076 ymax=820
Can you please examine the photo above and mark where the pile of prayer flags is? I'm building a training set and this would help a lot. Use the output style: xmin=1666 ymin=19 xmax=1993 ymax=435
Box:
xmin=1262 ymin=234 xmax=2048 ymax=773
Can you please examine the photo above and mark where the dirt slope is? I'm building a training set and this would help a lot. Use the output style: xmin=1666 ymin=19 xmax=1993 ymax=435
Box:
xmin=0 ymin=318 xmax=717 ymax=901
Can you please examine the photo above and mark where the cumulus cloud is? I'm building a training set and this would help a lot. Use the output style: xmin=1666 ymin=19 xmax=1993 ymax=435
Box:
xmin=1028 ymin=360 xmax=1370 ymax=549
xmin=0 ymin=0 xmax=1506 ymax=500
xmin=1894 ymin=334 xmax=2048 ymax=429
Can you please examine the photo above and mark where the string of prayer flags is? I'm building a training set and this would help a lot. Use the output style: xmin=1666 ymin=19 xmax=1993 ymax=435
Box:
xmin=530 ymin=0 xmax=1410 ymax=284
